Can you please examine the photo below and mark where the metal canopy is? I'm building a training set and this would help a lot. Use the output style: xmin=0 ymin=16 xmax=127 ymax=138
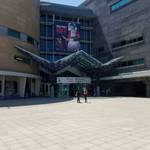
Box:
xmin=54 ymin=50 xmax=103 ymax=71
xmin=16 ymin=46 xmax=122 ymax=73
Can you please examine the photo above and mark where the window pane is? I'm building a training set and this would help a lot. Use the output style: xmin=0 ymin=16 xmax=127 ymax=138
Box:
xmin=8 ymin=28 xmax=20 ymax=39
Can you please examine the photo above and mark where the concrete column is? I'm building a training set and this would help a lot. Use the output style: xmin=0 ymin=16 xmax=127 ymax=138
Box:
xmin=96 ymin=86 xmax=100 ymax=97
xmin=146 ymin=81 xmax=150 ymax=97
xmin=1 ymin=76 xmax=5 ymax=96
xmin=35 ymin=79 xmax=41 ymax=97
xmin=51 ymin=85 xmax=54 ymax=98
xmin=19 ymin=77 xmax=27 ymax=97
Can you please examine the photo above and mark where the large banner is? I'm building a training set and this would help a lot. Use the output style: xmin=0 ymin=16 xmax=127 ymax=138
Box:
xmin=55 ymin=21 xmax=80 ymax=52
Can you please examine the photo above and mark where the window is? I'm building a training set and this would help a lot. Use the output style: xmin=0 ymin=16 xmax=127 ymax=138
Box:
xmin=40 ymin=39 xmax=46 ymax=51
xmin=8 ymin=28 xmax=20 ymax=39
xmin=80 ymin=19 xmax=90 ymax=27
xmin=40 ymin=25 xmax=53 ymax=37
xmin=47 ymin=15 xmax=53 ymax=22
xmin=119 ymin=58 xmax=144 ymax=67
xmin=54 ymin=55 xmax=65 ymax=61
xmin=80 ymin=30 xmax=91 ymax=41
xmin=27 ymin=36 xmax=34 ymax=45
xmin=40 ymin=14 xmax=46 ymax=22
xmin=47 ymin=26 xmax=53 ymax=37
xmin=112 ymin=36 xmax=144 ymax=50
xmin=80 ymin=43 xmax=91 ymax=53
xmin=40 ymin=54 xmax=53 ymax=61
xmin=40 ymin=24 xmax=47 ymax=37
xmin=47 ymin=40 xmax=54 ymax=51
xmin=111 ymin=0 xmax=137 ymax=12
xmin=0 ymin=26 xmax=7 ymax=36
xmin=98 ymin=47 xmax=105 ymax=52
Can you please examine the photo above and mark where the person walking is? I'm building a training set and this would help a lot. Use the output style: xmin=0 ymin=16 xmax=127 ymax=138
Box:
xmin=83 ymin=88 xmax=88 ymax=103
xmin=76 ymin=89 xmax=81 ymax=103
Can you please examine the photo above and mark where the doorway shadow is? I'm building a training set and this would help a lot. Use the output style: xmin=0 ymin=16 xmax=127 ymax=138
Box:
xmin=0 ymin=97 xmax=74 ymax=107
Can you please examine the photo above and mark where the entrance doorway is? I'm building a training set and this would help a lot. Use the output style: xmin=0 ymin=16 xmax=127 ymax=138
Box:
xmin=57 ymin=84 xmax=69 ymax=97
xmin=113 ymin=81 xmax=146 ymax=97
xmin=57 ymin=83 xmax=90 ymax=97
xmin=57 ymin=77 xmax=92 ymax=97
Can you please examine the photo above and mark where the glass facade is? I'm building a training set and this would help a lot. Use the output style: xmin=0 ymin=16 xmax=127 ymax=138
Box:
xmin=40 ymin=13 xmax=93 ymax=62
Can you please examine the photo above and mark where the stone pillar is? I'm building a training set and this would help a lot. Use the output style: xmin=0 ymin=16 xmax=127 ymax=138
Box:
xmin=146 ymin=81 xmax=150 ymax=97
xmin=19 ymin=77 xmax=27 ymax=97
xmin=35 ymin=79 xmax=41 ymax=97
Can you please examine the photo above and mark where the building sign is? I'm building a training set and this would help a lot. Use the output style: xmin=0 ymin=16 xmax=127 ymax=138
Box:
xmin=55 ymin=21 xmax=80 ymax=52
xmin=57 ymin=77 xmax=91 ymax=84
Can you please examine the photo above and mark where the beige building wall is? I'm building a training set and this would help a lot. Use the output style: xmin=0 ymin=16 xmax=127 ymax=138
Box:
xmin=0 ymin=0 xmax=39 ymax=39
xmin=0 ymin=0 xmax=40 ymax=75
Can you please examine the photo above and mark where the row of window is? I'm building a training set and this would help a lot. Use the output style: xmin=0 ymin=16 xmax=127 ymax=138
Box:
xmin=111 ymin=0 xmax=136 ymax=12
xmin=118 ymin=58 xmax=144 ymax=68
xmin=40 ymin=14 xmax=93 ymax=27
xmin=0 ymin=26 xmax=38 ymax=47
xmin=40 ymin=24 xmax=92 ymax=42
xmin=40 ymin=54 xmax=65 ymax=61
xmin=112 ymin=36 xmax=144 ymax=50
xmin=40 ymin=39 xmax=92 ymax=53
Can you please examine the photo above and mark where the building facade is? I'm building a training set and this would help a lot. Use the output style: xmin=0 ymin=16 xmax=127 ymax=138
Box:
xmin=82 ymin=0 xmax=150 ymax=97
xmin=1 ymin=0 xmax=150 ymax=98
xmin=40 ymin=2 xmax=95 ymax=62
xmin=39 ymin=2 xmax=99 ymax=97
xmin=0 ymin=0 xmax=40 ymax=98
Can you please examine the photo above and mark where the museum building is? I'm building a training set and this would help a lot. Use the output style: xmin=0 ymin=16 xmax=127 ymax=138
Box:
xmin=0 ymin=0 xmax=150 ymax=98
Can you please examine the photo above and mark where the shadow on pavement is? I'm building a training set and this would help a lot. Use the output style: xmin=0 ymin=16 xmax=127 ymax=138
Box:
xmin=0 ymin=97 xmax=74 ymax=107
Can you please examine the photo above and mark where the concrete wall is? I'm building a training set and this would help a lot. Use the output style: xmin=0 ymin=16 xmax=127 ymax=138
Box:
xmin=82 ymin=0 xmax=150 ymax=72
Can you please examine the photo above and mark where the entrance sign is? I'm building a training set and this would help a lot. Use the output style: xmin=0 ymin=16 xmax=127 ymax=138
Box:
xmin=57 ymin=77 xmax=91 ymax=84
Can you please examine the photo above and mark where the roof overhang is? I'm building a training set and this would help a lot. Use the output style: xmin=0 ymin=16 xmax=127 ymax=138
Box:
xmin=0 ymin=70 xmax=40 ymax=79
xmin=100 ymin=70 xmax=150 ymax=81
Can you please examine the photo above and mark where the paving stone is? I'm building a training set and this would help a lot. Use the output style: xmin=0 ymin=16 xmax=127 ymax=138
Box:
xmin=0 ymin=97 xmax=150 ymax=150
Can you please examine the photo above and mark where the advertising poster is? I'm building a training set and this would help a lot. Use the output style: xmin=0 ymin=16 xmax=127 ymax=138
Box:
xmin=55 ymin=21 xmax=80 ymax=52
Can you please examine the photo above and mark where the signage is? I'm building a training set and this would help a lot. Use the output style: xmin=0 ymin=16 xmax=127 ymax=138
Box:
xmin=57 ymin=77 xmax=91 ymax=84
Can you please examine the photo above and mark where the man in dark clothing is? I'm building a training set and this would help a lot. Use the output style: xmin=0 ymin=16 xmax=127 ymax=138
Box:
xmin=83 ymin=88 xmax=88 ymax=103
xmin=76 ymin=89 xmax=81 ymax=103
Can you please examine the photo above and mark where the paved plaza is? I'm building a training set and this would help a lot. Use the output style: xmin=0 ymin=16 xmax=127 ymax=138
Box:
xmin=0 ymin=97 xmax=150 ymax=150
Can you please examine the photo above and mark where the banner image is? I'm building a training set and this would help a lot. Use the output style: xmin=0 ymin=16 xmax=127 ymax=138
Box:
xmin=55 ymin=21 xmax=80 ymax=52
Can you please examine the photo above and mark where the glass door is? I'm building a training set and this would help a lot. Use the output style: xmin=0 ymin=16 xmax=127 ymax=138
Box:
xmin=58 ymin=83 xmax=69 ymax=97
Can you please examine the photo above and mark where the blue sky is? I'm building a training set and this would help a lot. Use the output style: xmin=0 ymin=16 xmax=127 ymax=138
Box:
xmin=40 ymin=0 xmax=85 ymax=6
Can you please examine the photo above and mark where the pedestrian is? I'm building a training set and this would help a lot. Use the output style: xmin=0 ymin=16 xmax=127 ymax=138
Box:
xmin=83 ymin=88 xmax=88 ymax=103
xmin=76 ymin=89 xmax=81 ymax=103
